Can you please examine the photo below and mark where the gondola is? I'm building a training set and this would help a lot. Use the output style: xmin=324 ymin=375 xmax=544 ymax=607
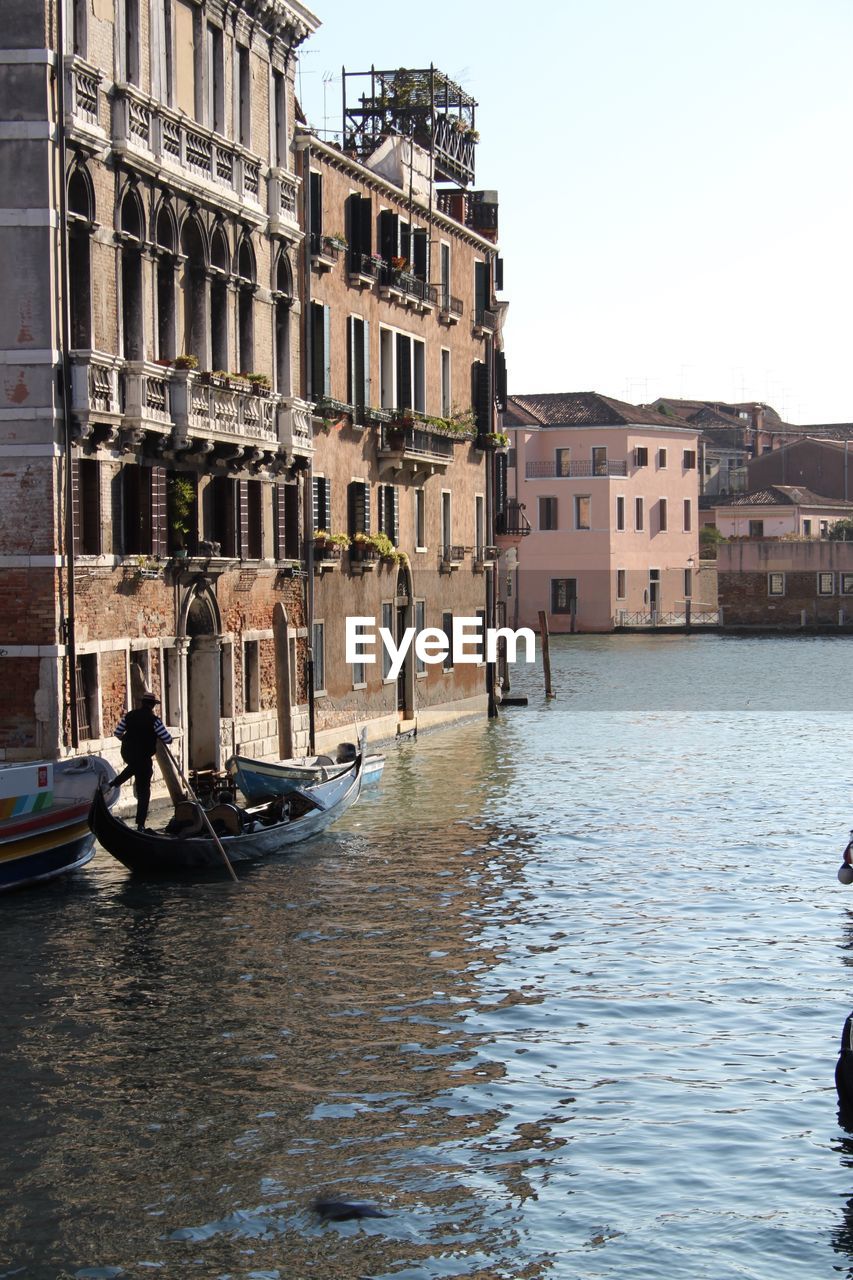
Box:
xmin=89 ymin=745 xmax=364 ymax=876
xmin=227 ymin=741 xmax=384 ymax=801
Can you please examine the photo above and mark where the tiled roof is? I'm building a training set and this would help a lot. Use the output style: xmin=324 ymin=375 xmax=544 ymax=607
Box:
xmin=720 ymin=485 xmax=853 ymax=508
xmin=506 ymin=392 xmax=686 ymax=429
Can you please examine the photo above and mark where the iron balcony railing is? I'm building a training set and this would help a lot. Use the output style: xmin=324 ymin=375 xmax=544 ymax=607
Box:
xmin=379 ymin=424 xmax=454 ymax=460
xmin=615 ymin=608 xmax=720 ymax=628
xmin=348 ymin=251 xmax=382 ymax=279
xmin=379 ymin=264 xmax=438 ymax=306
xmin=526 ymin=459 xmax=629 ymax=478
xmin=495 ymin=501 xmax=532 ymax=537
xmin=440 ymin=290 xmax=464 ymax=317
xmin=442 ymin=544 xmax=465 ymax=563
xmin=473 ymin=307 xmax=498 ymax=334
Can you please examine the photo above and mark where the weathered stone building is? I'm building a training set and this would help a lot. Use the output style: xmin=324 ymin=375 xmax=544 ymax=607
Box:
xmin=1 ymin=0 xmax=317 ymax=769
xmin=0 ymin=14 xmax=507 ymax=767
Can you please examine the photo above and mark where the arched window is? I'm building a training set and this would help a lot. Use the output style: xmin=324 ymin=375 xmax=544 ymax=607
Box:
xmin=210 ymin=224 xmax=230 ymax=371
xmin=155 ymin=203 xmax=177 ymax=360
xmin=274 ymin=249 xmax=293 ymax=395
xmin=67 ymin=166 xmax=94 ymax=349
xmin=236 ymin=235 xmax=255 ymax=374
xmin=180 ymin=215 xmax=207 ymax=363
xmin=119 ymin=188 xmax=145 ymax=361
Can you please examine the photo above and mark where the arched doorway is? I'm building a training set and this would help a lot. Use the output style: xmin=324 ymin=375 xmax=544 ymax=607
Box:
xmin=180 ymin=583 xmax=223 ymax=771
xmin=395 ymin=562 xmax=414 ymax=719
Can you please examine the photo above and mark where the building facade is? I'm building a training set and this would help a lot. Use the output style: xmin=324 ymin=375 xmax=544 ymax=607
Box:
xmin=718 ymin=539 xmax=853 ymax=628
xmin=0 ymin=11 xmax=507 ymax=767
xmin=501 ymin=393 xmax=700 ymax=632
xmin=297 ymin=112 xmax=506 ymax=744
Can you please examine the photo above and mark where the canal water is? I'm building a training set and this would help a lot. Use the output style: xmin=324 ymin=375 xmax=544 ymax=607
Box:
xmin=3 ymin=633 xmax=853 ymax=1279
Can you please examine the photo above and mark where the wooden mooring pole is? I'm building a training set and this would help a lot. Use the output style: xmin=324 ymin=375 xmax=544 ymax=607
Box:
xmin=538 ymin=611 xmax=556 ymax=699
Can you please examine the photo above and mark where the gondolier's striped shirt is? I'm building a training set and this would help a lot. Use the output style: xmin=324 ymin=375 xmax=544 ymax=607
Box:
xmin=115 ymin=714 xmax=172 ymax=744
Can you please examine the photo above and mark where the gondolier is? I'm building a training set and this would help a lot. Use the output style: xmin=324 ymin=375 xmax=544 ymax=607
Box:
xmin=110 ymin=693 xmax=172 ymax=831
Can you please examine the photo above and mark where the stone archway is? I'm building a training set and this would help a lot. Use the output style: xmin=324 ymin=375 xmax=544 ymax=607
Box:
xmin=179 ymin=582 xmax=224 ymax=772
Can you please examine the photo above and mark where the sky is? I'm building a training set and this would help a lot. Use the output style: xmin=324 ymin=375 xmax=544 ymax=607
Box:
xmin=297 ymin=0 xmax=853 ymax=425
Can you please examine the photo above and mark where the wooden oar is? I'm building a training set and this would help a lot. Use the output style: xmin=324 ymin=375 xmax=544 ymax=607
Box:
xmin=165 ymin=746 xmax=239 ymax=884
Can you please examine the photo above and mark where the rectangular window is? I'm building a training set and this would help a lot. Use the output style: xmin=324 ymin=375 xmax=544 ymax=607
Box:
xmin=122 ymin=464 xmax=153 ymax=554
xmin=381 ymin=603 xmax=393 ymax=679
xmin=635 ymin=496 xmax=644 ymax=531
xmin=539 ymin=496 xmax=558 ymax=530
xmin=575 ymin=495 xmax=591 ymax=530
xmin=273 ymin=481 xmax=300 ymax=560
xmin=635 ymin=446 xmax=648 ymax=467
xmin=347 ymin=480 xmax=371 ymax=537
xmin=683 ymin=499 xmax=692 ymax=532
xmin=749 ymin=520 xmax=764 ymax=538
xmin=658 ymin=448 xmax=667 ymax=468
xmin=310 ymin=302 xmax=330 ymax=401
xmin=551 ymin=578 xmax=577 ymax=613
xmin=75 ymin=653 xmax=99 ymax=740
xmin=441 ymin=349 xmax=451 ymax=418
xmin=556 ymin=448 xmax=571 ymax=476
xmin=440 ymin=242 xmax=451 ymax=309
xmin=684 ymin=568 xmax=693 ymax=599
xmin=379 ymin=326 xmax=394 ymax=408
xmin=174 ymin=0 xmax=195 ymax=117
xmin=378 ymin=484 xmax=399 ymax=545
xmin=123 ymin=0 xmax=140 ymax=85
xmin=352 ymin=652 xmax=366 ymax=688
xmin=220 ymin=642 xmax=234 ymax=718
xmin=818 ymin=572 xmax=835 ymax=596
xmin=768 ymin=572 xmax=785 ymax=596
xmin=312 ymin=622 xmax=325 ymax=695
xmin=245 ymin=480 xmax=263 ymax=559
xmin=206 ymin=22 xmax=224 ymax=132
xmin=475 ymin=494 xmax=485 ymax=556
xmin=309 ymin=170 xmax=323 ymax=252
xmin=414 ymin=600 xmax=426 ymax=675
xmin=272 ymin=68 xmax=287 ymax=167
xmin=803 ymin=519 xmax=813 ymax=537
xmin=842 ymin=574 xmax=853 ymax=595
xmin=74 ymin=458 xmax=102 ymax=555
xmin=441 ymin=490 xmax=452 ymax=551
xmin=658 ymin=498 xmax=668 ymax=532
xmin=683 ymin=449 xmax=696 ymax=469
xmin=244 ymin=639 xmax=260 ymax=712
xmin=414 ymin=488 xmax=425 ymax=549
xmin=441 ymin=610 xmax=453 ymax=671
xmin=237 ymin=43 xmax=251 ymax=148
xmin=820 ymin=520 xmax=830 ymax=537
xmin=616 ymin=495 xmax=625 ymax=531
xmin=616 ymin=569 xmax=626 ymax=599
xmin=210 ymin=475 xmax=237 ymax=555
xmin=347 ymin=314 xmax=370 ymax=416
xmin=592 ymin=446 xmax=607 ymax=476
xmin=507 ymin=447 xmax=517 ymax=469
xmin=312 ymin=475 xmax=332 ymax=535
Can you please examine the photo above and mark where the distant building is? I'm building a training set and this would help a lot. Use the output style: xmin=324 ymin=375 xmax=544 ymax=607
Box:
xmin=746 ymin=436 xmax=853 ymax=501
xmin=718 ymin=539 xmax=853 ymax=629
xmin=711 ymin=486 xmax=853 ymax=541
xmin=501 ymin=393 xmax=700 ymax=632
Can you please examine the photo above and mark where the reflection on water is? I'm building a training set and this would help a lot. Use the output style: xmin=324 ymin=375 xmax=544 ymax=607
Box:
xmin=2 ymin=634 xmax=853 ymax=1278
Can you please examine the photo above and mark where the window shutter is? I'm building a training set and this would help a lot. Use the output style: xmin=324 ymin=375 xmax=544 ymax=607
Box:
xmin=391 ymin=486 xmax=399 ymax=545
xmin=274 ymin=481 xmax=287 ymax=558
xmin=150 ymin=465 xmax=168 ymax=556
xmin=346 ymin=315 xmax=354 ymax=405
xmin=346 ymin=192 xmax=360 ymax=259
xmin=495 ymin=452 xmax=507 ymax=516
xmin=323 ymin=478 xmax=332 ymax=534
xmin=347 ymin=480 xmax=358 ymax=537
xmin=362 ymin=319 xmax=370 ymax=409
xmin=312 ymin=476 xmax=320 ymax=532
xmin=309 ymin=170 xmax=322 ymax=244
xmin=323 ymin=304 xmax=331 ymax=397
xmin=379 ymin=209 xmax=397 ymax=261
xmin=362 ymin=481 xmax=371 ymax=536
xmin=494 ymin=256 xmax=504 ymax=291
xmin=238 ymin=479 xmax=249 ymax=558
xmin=71 ymin=457 xmax=81 ymax=556
xmin=495 ymin=350 xmax=507 ymax=412
xmin=475 ymin=360 xmax=492 ymax=434
xmin=413 ymin=228 xmax=428 ymax=280
xmin=359 ymin=196 xmax=372 ymax=256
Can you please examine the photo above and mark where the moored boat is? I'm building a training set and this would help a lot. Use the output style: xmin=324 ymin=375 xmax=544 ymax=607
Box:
xmin=227 ymin=742 xmax=384 ymax=802
xmin=0 ymin=756 xmax=116 ymax=892
xmin=89 ymin=742 xmax=365 ymax=877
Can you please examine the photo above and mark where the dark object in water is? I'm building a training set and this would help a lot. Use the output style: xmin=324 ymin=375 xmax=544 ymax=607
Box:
xmin=312 ymin=1199 xmax=388 ymax=1222
xmin=836 ymin=1012 xmax=853 ymax=1111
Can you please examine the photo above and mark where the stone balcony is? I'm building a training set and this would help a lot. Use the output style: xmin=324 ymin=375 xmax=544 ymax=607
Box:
xmin=68 ymin=352 xmax=307 ymax=470
xmin=111 ymin=84 xmax=265 ymax=223
xmin=377 ymin=421 xmax=459 ymax=477
xmin=267 ymin=167 xmax=302 ymax=241
xmin=64 ymin=57 xmax=107 ymax=147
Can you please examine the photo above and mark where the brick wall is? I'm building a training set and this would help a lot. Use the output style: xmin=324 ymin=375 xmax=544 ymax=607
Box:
xmin=719 ymin=540 xmax=853 ymax=627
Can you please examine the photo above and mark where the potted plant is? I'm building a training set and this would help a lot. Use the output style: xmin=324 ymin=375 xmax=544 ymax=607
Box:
xmin=314 ymin=530 xmax=350 ymax=559
xmin=367 ymin=530 xmax=398 ymax=563
xmin=246 ymin=372 xmax=272 ymax=395
xmin=351 ymin=532 xmax=379 ymax=563
xmin=168 ymin=475 xmax=195 ymax=555
xmin=323 ymin=233 xmax=348 ymax=252
xmin=173 ymin=353 xmax=199 ymax=371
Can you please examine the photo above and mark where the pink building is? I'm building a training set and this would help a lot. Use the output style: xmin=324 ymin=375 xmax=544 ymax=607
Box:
xmin=501 ymin=393 xmax=700 ymax=631
xmin=711 ymin=486 xmax=853 ymax=539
